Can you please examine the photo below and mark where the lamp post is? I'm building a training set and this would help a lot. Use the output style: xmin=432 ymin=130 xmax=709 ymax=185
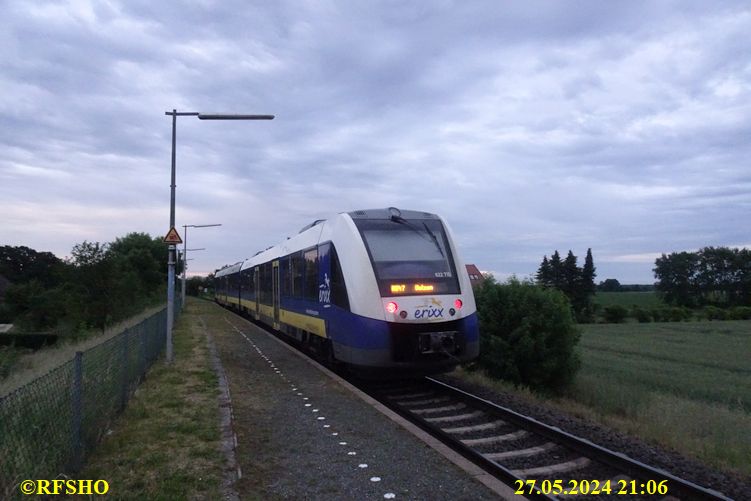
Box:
xmin=165 ymin=110 xmax=273 ymax=364
xmin=183 ymin=224 xmax=219 ymax=307
xmin=179 ymin=247 xmax=204 ymax=305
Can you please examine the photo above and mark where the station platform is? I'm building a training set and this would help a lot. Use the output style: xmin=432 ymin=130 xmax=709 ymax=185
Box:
xmin=208 ymin=304 xmax=515 ymax=500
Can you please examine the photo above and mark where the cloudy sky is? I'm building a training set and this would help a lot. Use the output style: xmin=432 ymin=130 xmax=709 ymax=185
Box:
xmin=2 ymin=1 xmax=749 ymax=283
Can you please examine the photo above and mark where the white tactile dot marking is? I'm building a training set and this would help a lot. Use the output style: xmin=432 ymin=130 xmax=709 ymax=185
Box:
xmin=229 ymin=321 xmax=399 ymax=500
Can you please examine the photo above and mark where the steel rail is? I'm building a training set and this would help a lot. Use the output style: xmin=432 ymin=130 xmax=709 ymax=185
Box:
xmin=366 ymin=381 xmax=556 ymax=501
xmin=424 ymin=377 xmax=733 ymax=501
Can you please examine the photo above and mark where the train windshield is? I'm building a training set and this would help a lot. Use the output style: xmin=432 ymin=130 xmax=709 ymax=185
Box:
xmin=355 ymin=218 xmax=460 ymax=296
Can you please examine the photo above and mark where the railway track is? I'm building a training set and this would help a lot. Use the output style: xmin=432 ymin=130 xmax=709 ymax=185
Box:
xmin=359 ymin=377 xmax=733 ymax=500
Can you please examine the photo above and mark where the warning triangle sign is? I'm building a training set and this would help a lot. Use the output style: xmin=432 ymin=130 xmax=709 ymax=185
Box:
xmin=163 ymin=227 xmax=183 ymax=244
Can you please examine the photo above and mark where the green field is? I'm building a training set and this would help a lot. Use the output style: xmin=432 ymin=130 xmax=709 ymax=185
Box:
xmin=570 ymin=320 xmax=751 ymax=474
xmin=593 ymin=291 xmax=663 ymax=309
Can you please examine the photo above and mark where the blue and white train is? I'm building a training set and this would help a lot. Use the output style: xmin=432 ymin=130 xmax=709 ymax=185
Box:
xmin=214 ymin=208 xmax=479 ymax=376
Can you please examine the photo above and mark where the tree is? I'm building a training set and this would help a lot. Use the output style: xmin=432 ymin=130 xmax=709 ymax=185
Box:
xmin=549 ymin=251 xmax=563 ymax=289
xmin=108 ymin=232 xmax=168 ymax=297
xmin=187 ymin=274 xmax=213 ymax=296
xmin=654 ymin=251 xmax=699 ymax=307
xmin=582 ymin=249 xmax=596 ymax=295
xmin=562 ymin=250 xmax=580 ymax=299
xmin=67 ymin=241 xmax=116 ymax=329
xmin=537 ymin=248 xmax=597 ymax=322
xmin=536 ymin=256 xmax=552 ymax=287
xmin=654 ymin=247 xmax=751 ymax=307
xmin=598 ymin=278 xmax=622 ymax=292
xmin=2 ymin=235 xmax=169 ymax=334
xmin=0 ymin=245 xmax=67 ymax=287
xmin=578 ymin=248 xmax=597 ymax=320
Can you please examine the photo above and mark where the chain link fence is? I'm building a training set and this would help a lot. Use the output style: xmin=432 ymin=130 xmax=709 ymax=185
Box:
xmin=0 ymin=300 xmax=182 ymax=498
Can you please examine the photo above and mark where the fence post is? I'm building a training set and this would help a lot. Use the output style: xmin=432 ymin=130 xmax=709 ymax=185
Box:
xmin=70 ymin=351 xmax=83 ymax=472
xmin=139 ymin=322 xmax=147 ymax=380
xmin=120 ymin=329 xmax=129 ymax=412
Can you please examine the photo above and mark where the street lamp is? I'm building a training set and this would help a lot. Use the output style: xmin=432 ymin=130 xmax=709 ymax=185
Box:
xmin=179 ymin=246 xmax=205 ymax=305
xmin=182 ymin=224 xmax=219 ymax=307
xmin=165 ymin=110 xmax=273 ymax=364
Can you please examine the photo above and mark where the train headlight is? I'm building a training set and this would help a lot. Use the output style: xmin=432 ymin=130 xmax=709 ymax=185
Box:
xmin=399 ymin=310 xmax=408 ymax=319
xmin=386 ymin=302 xmax=399 ymax=314
xmin=454 ymin=299 xmax=463 ymax=309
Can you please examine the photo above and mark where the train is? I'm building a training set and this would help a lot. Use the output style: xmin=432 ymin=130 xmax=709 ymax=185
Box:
xmin=214 ymin=207 xmax=479 ymax=376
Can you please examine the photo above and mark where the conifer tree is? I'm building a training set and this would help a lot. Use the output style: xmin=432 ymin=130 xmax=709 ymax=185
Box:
xmin=549 ymin=251 xmax=563 ymax=289
xmin=536 ymin=255 xmax=552 ymax=287
xmin=562 ymin=250 xmax=580 ymax=298
xmin=536 ymin=248 xmax=598 ymax=323
xmin=579 ymin=248 xmax=597 ymax=321
xmin=582 ymin=248 xmax=596 ymax=295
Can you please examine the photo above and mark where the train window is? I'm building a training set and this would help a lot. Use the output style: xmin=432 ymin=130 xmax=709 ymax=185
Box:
xmin=291 ymin=252 xmax=304 ymax=297
xmin=354 ymin=218 xmax=460 ymax=296
xmin=257 ymin=266 xmax=264 ymax=303
xmin=281 ymin=257 xmax=290 ymax=296
xmin=228 ymin=272 xmax=238 ymax=294
xmin=260 ymin=262 xmax=272 ymax=304
xmin=303 ymin=248 xmax=318 ymax=301
xmin=330 ymin=245 xmax=350 ymax=310
xmin=241 ymin=268 xmax=253 ymax=295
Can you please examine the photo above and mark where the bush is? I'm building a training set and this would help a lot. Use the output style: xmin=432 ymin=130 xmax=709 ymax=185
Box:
xmin=472 ymin=277 xmax=580 ymax=392
xmin=668 ymin=306 xmax=692 ymax=322
xmin=651 ymin=307 xmax=670 ymax=322
xmin=703 ymin=306 xmax=728 ymax=321
xmin=602 ymin=305 xmax=628 ymax=323
xmin=729 ymin=306 xmax=751 ymax=320
xmin=631 ymin=306 xmax=652 ymax=323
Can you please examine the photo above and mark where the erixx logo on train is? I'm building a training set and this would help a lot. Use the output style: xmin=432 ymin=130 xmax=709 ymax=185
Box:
xmin=319 ymin=273 xmax=331 ymax=304
xmin=414 ymin=298 xmax=444 ymax=319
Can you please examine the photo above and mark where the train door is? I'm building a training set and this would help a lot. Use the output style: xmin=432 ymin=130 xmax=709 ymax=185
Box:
xmin=272 ymin=260 xmax=280 ymax=329
xmin=254 ymin=267 xmax=260 ymax=320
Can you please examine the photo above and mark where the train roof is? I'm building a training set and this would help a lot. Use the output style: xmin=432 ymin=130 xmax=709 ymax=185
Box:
xmin=215 ymin=261 xmax=243 ymax=278
xmin=347 ymin=207 xmax=439 ymax=220
xmin=215 ymin=208 xmax=445 ymax=275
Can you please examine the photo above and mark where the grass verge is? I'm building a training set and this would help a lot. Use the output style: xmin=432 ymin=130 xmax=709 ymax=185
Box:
xmin=78 ymin=299 xmax=224 ymax=500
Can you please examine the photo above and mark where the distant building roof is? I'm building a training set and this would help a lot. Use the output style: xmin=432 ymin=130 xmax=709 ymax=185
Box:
xmin=465 ymin=264 xmax=485 ymax=288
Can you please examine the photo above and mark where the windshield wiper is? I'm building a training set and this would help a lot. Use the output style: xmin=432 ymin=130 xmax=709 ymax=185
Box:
xmin=388 ymin=216 xmax=445 ymax=257
xmin=422 ymin=222 xmax=444 ymax=258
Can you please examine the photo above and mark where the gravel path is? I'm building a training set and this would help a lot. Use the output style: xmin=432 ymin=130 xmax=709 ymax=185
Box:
xmin=209 ymin=308 xmax=502 ymax=500
xmin=434 ymin=373 xmax=750 ymax=500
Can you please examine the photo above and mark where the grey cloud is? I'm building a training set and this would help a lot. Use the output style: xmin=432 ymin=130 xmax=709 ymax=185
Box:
xmin=1 ymin=0 xmax=750 ymax=282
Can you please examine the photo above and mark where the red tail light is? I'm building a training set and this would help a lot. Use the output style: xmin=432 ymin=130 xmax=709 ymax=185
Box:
xmin=454 ymin=299 xmax=463 ymax=309
xmin=386 ymin=302 xmax=399 ymax=314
